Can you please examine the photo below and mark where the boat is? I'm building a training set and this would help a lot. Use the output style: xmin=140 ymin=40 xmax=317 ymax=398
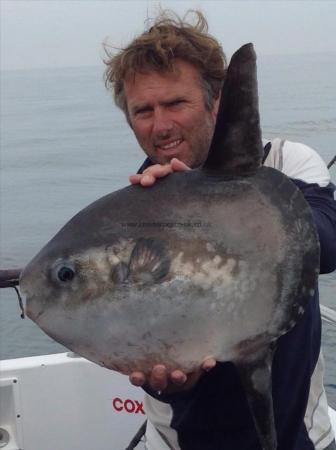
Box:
xmin=0 ymin=304 xmax=335 ymax=450
xmin=0 ymin=352 xmax=146 ymax=450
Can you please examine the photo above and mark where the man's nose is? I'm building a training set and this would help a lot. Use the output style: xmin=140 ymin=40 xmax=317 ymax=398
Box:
xmin=152 ymin=108 xmax=173 ymax=136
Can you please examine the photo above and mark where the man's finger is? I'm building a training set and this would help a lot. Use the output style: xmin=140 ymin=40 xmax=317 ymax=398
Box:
xmin=143 ymin=164 xmax=173 ymax=179
xmin=129 ymin=165 xmax=173 ymax=186
xmin=129 ymin=371 xmax=146 ymax=387
xmin=129 ymin=174 xmax=142 ymax=184
xmin=201 ymin=357 xmax=217 ymax=372
xmin=149 ymin=364 xmax=168 ymax=391
xmin=170 ymin=369 xmax=187 ymax=386
xmin=129 ymin=173 xmax=156 ymax=185
xmin=129 ymin=160 xmax=186 ymax=186
xmin=140 ymin=174 xmax=156 ymax=186
xmin=143 ymin=163 xmax=170 ymax=174
xmin=170 ymin=158 xmax=191 ymax=172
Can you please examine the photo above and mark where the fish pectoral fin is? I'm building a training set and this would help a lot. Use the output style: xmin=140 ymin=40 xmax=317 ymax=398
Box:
xmin=128 ymin=238 xmax=170 ymax=284
xmin=235 ymin=345 xmax=277 ymax=450
xmin=111 ymin=261 xmax=129 ymax=284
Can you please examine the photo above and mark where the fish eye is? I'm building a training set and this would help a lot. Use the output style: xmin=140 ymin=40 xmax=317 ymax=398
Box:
xmin=57 ymin=266 xmax=75 ymax=282
xmin=51 ymin=261 xmax=76 ymax=284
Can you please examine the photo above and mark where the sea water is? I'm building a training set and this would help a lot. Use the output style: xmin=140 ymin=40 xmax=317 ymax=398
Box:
xmin=1 ymin=52 xmax=335 ymax=405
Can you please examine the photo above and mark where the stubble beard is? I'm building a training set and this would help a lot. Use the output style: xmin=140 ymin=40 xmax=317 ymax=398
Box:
xmin=140 ymin=113 xmax=216 ymax=168
xmin=187 ymin=114 xmax=216 ymax=169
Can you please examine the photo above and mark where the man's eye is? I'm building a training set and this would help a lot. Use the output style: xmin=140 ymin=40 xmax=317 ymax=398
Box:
xmin=134 ymin=107 xmax=152 ymax=116
xmin=171 ymin=100 xmax=184 ymax=106
xmin=168 ymin=100 xmax=186 ymax=109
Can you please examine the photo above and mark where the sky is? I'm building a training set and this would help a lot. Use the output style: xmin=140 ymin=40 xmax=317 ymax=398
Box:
xmin=1 ymin=0 xmax=336 ymax=71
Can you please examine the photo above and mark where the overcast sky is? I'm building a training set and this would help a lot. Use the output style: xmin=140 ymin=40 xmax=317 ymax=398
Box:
xmin=1 ymin=0 xmax=336 ymax=71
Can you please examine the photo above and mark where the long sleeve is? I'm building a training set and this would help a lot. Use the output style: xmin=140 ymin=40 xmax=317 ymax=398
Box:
xmin=292 ymin=180 xmax=336 ymax=274
xmin=263 ymin=138 xmax=336 ymax=274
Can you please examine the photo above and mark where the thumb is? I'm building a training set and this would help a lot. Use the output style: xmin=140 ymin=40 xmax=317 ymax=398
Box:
xmin=171 ymin=158 xmax=191 ymax=172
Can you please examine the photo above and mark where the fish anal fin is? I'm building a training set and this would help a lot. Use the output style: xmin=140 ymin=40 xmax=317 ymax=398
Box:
xmin=111 ymin=261 xmax=129 ymax=284
xmin=235 ymin=346 xmax=277 ymax=450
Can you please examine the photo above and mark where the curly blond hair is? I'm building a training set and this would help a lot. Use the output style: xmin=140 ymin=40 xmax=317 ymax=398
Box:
xmin=104 ymin=10 xmax=227 ymax=119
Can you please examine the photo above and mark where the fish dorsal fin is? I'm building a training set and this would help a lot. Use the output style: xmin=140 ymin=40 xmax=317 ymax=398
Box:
xmin=203 ymin=43 xmax=263 ymax=176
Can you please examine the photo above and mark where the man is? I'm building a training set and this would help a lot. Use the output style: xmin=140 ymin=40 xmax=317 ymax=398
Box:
xmin=104 ymin=10 xmax=336 ymax=450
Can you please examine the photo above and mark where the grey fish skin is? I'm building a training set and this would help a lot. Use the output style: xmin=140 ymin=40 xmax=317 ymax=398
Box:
xmin=19 ymin=44 xmax=320 ymax=450
xmin=20 ymin=166 xmax=319 ymax=372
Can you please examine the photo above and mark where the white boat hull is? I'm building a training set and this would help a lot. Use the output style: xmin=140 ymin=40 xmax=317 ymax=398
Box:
xmin=0 ymin=353 xmax=145 ymax=450
xmin=0 ymin=352 xmax=335 ymax=450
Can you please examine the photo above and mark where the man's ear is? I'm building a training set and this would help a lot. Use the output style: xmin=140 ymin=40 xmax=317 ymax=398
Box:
xmin=211 ymin=95 xmax=220 ymax=122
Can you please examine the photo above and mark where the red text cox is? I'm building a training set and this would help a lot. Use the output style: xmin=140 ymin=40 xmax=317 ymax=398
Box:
xmin=112 ymin=397 xmax=145 ymax=415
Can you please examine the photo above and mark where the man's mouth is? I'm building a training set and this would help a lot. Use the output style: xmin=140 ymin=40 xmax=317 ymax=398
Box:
xmin=156 ymin=139 xmax=183 ymax=151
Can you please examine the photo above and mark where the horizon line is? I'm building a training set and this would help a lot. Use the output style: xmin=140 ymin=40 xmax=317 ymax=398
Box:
xmin=1 ymin=49 xmax=336 ymax=74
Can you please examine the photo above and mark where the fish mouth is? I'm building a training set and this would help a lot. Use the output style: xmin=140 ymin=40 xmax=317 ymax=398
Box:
xmin=19 ymin=265 xmax=34 ymax=298
xmin=28 ymin=308 xmax=45 ymax=321
xmin=19 ymin=264 xmax=47 ymax=321
xmin=24 ymin=295 xmax=45 ymax=321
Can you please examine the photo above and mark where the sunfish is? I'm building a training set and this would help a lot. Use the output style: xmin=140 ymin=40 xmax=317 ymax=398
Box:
xmin=20 ymin=44 xmax=319 ymax=450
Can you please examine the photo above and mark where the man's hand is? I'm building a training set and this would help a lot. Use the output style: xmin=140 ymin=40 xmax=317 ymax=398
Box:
xmin=129 ymin=158 xmax=190 ymax=187
xmin=129 ymin=358 xmax=217 ymax=394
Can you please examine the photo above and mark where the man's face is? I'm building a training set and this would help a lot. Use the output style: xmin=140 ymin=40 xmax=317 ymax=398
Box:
xmin=124 ymin=60 xmax=219 ymax=168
